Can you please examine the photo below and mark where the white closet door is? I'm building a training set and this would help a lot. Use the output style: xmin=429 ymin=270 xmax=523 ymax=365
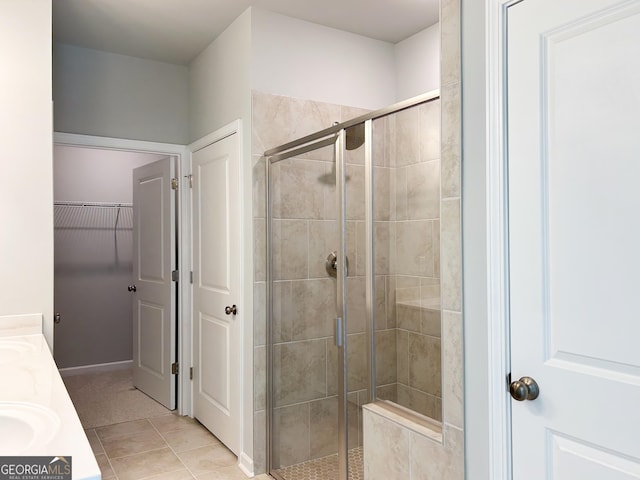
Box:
xmin=132 ymin=157 xmax=176 ymax=410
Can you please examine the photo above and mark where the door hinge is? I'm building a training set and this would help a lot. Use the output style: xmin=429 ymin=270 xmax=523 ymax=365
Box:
xmin=171 ymin=362 xmax=179 ymax=375
xmin=171 ymin=270 xmax=179 ymax=282
xmin=190 ymin=271 xmax=193 ymax=284
xmin=189 ymin=367 xmax=193 ymax=380
xmin=185 ymin=174 xmax=193 ymax=188
xmin=171 ymin=177 xmax=179 ymax=190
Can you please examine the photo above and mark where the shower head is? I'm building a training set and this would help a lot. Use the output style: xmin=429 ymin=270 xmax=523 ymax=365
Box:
xmin=345 ymin=123 xmax=365 ymax=150
xmin=316 ymin=122 xmax=365 ymax=184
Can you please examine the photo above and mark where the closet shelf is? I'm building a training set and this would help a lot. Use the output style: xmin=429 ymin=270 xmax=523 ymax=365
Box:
xmin=54 ymin=201 xmax=132 ymax=208
xmin=54 ymin=202 xmax=133 ymax=231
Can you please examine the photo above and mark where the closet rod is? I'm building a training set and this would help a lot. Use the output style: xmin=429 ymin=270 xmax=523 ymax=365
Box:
xmin=54 ymin=201 xmax=132 ymax=208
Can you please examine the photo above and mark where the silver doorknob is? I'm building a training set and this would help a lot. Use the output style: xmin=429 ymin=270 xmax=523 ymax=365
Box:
xmin=128 ymin=284 xmax=137 ymax=292
xmin=510 ymin=376 xmax=540 ymax=401
xmin=225 ymin=305 xmax=237 ymax=315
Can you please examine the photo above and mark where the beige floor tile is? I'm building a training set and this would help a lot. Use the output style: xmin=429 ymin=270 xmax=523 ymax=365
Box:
xmin=177 ymin=444 xmax=237 ymax=476
xmin=94 ymin=453 xmax=115 ymax=479
xmin=97 ymin=419 xmax=155 ymax=441
xmin=195 ymin=465 xmax=252 ymax=480
xmin=84 ymin=429 xmax=104 ymax=455
xmin=142 ymin=467 xmax=195 ymax=479
xmin=102 ymin=429 xmax=168 ymax=459
xmin=149 ymin=413 xmax=200 ymax=433
xmin=162 ymin=424 xmax=221 ymax=453
xmin=110 ymin=447 xmax=185 ymax=480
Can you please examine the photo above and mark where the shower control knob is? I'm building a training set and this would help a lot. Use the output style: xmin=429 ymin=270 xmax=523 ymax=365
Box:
xmin=225 ymin=305 xmax=237 ymax=315
xmin=326 ymin=251 xmax=349 ymax=278
xmin=510 ymin=376 xmax=540 ymax=401
xmin=128 ymin=284 xmax=137 ymax=293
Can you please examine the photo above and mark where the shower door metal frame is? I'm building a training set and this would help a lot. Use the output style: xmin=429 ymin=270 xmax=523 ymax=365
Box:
xmin=265 ymin=90 xmax=440 ymax=480
xmin=334 ymin=129 xmax=349 ymax=480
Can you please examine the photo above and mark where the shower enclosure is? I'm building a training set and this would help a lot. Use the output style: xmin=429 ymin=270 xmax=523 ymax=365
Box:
xmin=265 ymin=91 xmax=441 ymax=480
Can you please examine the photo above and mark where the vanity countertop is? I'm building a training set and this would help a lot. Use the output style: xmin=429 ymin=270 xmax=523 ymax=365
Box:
xmin=0 ymin=315 xmax=100 ymax=480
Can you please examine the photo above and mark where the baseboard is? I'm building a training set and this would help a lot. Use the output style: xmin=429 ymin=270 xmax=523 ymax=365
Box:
xmin=59 ymin=360 xmax=133 ymax=377
xmin=237 ymin=452 xmax=254 ymax=478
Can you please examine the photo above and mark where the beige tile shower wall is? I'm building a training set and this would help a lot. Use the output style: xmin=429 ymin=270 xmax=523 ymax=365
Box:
xmin=252 ymin=91 xmax=381 ymax=472
xmin=364 ymin=0 xmax=463 ymax=478
xmin=386 ymin=98 xmax=443 ymax=422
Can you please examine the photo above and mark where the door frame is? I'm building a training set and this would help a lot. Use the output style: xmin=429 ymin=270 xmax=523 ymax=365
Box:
xmin=53 ymin=132 xmax=192 ymax=415
xmin=187 ymin=120 xmax=254 ymax=476
xmin=461 ymin=0 xmax=518 ymax=479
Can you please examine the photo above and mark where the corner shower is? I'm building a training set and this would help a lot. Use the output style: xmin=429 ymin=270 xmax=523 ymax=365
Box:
xmin=265 ymin=91 xmax=442 ymax=480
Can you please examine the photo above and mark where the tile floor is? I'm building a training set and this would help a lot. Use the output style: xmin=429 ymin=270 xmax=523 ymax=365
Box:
xmin=272 ymin=447 xmax=364 ymax=480
xmin=86 ymin=413 xmax=271 ymax=480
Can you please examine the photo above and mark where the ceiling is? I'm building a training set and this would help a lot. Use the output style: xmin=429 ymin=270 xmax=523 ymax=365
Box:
xmin=53 ymin=0 xmax=440 ymax=65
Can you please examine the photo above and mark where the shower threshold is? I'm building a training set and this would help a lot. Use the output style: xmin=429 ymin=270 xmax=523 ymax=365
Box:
xmin=272 ymin=446 xmax=363 ymax=480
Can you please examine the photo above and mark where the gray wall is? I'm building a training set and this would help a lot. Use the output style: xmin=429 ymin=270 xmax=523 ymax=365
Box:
xmin=53 ymin=43 xmax=189 ymax=144
xmin=53 ymin=146 xmax=166 ymax=368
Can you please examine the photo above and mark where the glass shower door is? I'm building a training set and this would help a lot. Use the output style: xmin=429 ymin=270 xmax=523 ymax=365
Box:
xmin=268 ymin=139 xmax=344 ymax=480
xmin=267 ymin=124 xmax=370 ymax=480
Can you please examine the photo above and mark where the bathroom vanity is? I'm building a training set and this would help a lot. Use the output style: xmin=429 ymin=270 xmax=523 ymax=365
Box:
xmin=0 ymin=314 xmax=100 ymax=479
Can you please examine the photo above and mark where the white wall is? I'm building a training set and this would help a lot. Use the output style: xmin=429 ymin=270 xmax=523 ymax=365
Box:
xmin=395 ymin=23 xmax=440 ymax=101
xmin=251 ymin=8 xmax=397 ymax=110
xmin=188 ymin=9 xmax=252 ymax=142
xmin=53 ymin=44 xmax=189 ymax=144
xmin=0 ymin=0 xmax=54 ymax=345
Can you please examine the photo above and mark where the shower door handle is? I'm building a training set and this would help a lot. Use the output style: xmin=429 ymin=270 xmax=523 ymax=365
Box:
xmin=334 ymin=317 xmax=344 ymax=347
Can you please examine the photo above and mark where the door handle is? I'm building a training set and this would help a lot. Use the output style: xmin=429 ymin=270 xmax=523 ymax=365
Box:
xmin=128 ymin=284 xmax=137 ymax=292
xmin=225 ymin=305 xmax=237 ymax=315
xmin=509 ymin=376 xmax=540 ymax=401
xmin=334 ymin=317 xmax=343 ymax=347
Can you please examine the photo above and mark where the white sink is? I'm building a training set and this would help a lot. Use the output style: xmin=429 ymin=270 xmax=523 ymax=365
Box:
xmin=0 ymin=322 xmax=101 ymax=480
xmin=0 ymin=402 xmax=61 ymax=454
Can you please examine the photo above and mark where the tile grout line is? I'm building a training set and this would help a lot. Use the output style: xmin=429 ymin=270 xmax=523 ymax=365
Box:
xmin=93 ymin=428 xmax=120 ymax=480
xmin=99 ymin=417 xmax=190 ymax=479
xmin=99 ymin=419 xmax=168 ymax=462
xmin=147 ymin=418 xmax=199 ymax=480
xmin=147 ymin=415 xmax=231 ymax=480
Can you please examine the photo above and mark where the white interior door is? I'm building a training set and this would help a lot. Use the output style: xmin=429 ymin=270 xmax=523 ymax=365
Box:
xmin=507 ymin=0 xmax=640 ymax=478
xmin=132 ymin=157 xmax=176 ymax=410
xmin=192 ymin=133 xmax=241 ymax=454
